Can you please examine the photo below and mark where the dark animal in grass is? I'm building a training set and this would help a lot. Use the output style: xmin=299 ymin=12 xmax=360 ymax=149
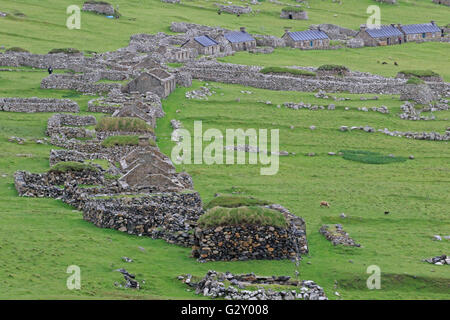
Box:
xmin=394 ymin=62 xmax=398 ymax=66
xmin=218 ymin=10 xmax=221 ymax=15
xmin=320 ymin=201 xmax=330 ymax=208
xmin=47 ymin=66 xmax=53 ymax=74
xmin=384 ymin=211 xmax=390 ymax=215
xmin=382 ymin=62 xmax=388 ymax=65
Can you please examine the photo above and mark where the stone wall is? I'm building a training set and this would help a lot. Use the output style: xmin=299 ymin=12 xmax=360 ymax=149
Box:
xmin=40 ymin=73 xmax=123 ymax=94
xmin=182 ymin=61 xmax=450 ymax=96
xmin=46 ymin=114 xmax=97 ymax=138
xmin=0 ymin=97 xmax=79 ymax=113
xmin=82 ymin=192 xmax=203 ymax=246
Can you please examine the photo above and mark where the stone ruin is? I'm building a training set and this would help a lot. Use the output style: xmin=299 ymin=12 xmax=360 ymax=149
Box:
xmin=180 ymin=271 xmax=328 ymax=300
xmin=400 ymin=82 xmax=436 ymax=105
xmin=319 ymin=224 xmax=361 ymax=247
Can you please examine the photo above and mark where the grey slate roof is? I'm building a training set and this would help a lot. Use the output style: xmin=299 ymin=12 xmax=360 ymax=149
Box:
xmin=224 ymin=31 xmax=255 ymax=43
xmin=366 ymin=25 xmax=403 ymax=38
xmin=286 ymin=30 xmax=329 ymax=41
xmin=401 ymin=23 xmax=441 ymax=34
xmin=194 ymin=35 xmax=219 ymax=47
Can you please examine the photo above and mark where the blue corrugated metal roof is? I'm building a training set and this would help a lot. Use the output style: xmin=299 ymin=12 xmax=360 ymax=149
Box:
xmin=401 ymin=23 xmax=441 ymax=34
xmin=194 ymin=35 xmax=219 ymax=47
xmin=287 ymin=30 xmax=329 ymax=41
xmin=224 ymin=31 xmax=255 ymax=43
xmin=366 ymin=25 xmax=403 ymax=38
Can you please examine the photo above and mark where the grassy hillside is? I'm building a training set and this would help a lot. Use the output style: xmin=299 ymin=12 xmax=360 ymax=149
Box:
xmin=0 ymin=0 xmax=449 ymax=300
xmin=0 ymin=0 xmax=448 ymax=53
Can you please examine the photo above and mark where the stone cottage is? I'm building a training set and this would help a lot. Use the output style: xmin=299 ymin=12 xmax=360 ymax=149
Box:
xmin=398 ymin=21 xmax=442 ymax=42
xmin=282 ymin=29 xmax=330 ymax=49
xmin=181 ymin=35 xmax=220 ymax=55
xmin=355 ymin=24 xmax=404 ymax=46
xmin=280 ymin=8 xmax=308 ymax=20
xmin=224 ymin=28 xmax=256 ymax=51
xmin=122 ymin=69 xmax=176 ymax=98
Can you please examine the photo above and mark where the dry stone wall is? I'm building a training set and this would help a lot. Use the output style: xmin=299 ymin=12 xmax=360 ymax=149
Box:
xmin=82 ymin=192 xmax=203 ymax=246
xmin=182 ymin=61 xmax=450 ymax=96
xmin=0 ymin=97 xmax=79 ymax=113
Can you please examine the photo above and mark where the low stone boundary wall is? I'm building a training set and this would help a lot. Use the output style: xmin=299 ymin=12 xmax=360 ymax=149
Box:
xmin=46 ymin=114 xmax=97 ymax=138
xmin=40 ymin=73 xmax=122 ymax=94
xmin=0 ymin=97 xmax=79 ymax=113
xmin=182 ymin=61 xmax=450 ymax=96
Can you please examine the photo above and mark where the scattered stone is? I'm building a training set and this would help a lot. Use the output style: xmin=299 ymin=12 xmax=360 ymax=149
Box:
xmin=121 ymin=257 xmax=133 ymax=263
xmin=423 ymin=255 xmax=449 ymax=265
xmin=319 ymin=224 xmax=360 ymax=247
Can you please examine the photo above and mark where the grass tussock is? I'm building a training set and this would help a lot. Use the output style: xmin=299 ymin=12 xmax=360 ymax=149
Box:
xmin=48 ymin=161 xmax=99 ymax=173
xmin=399 ymin=70 xmax=439 ymax=78
xmin=96 ymin=117 xmax=154 ymax=133
xmin=260 ymin=67 xmax=316 ymax=77
xmin=101 ymin=135 xmax=156 ymax=147
xmin=317 ymin=64 xmax=349 ymax=75
xmin=48 ymin=48 xmax=81 ymax=55
xmin=205 ymin=194 xmax=271 ymax=210
xmin=198 ymin=206 xmax=287 ymax=228
xmin=281 ymin=7 xmax=304 ymax=12
xmin=6 ymin=47 xmax=29 ymax=53
xmin=340 ymin=150 xmax=407 ymax=164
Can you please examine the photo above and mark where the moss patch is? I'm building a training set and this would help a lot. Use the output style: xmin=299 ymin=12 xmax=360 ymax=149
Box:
xmin=340 ymin=150 xmax=407 ymax=165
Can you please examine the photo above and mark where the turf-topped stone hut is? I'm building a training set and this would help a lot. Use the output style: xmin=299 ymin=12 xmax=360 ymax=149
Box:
xmin=82 ymin=1 xmax=115 ymax=16
xmin=192 ymin=195 xmax=308 ymax=262
xmin=432 ymin=0 xmax=450 ymax=6
xmin=280 ymin=7 xmax=308 ymax=20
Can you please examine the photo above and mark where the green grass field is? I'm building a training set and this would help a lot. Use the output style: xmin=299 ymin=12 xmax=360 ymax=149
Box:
xmin=0 ymin=0 xmax=449 ymax=300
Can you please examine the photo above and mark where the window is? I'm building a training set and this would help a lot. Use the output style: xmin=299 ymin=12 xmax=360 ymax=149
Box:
xmin=310 ymin=41 xmax=313 ymax=47
xmin=422 ymin=33 xmax=426 ymax=38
